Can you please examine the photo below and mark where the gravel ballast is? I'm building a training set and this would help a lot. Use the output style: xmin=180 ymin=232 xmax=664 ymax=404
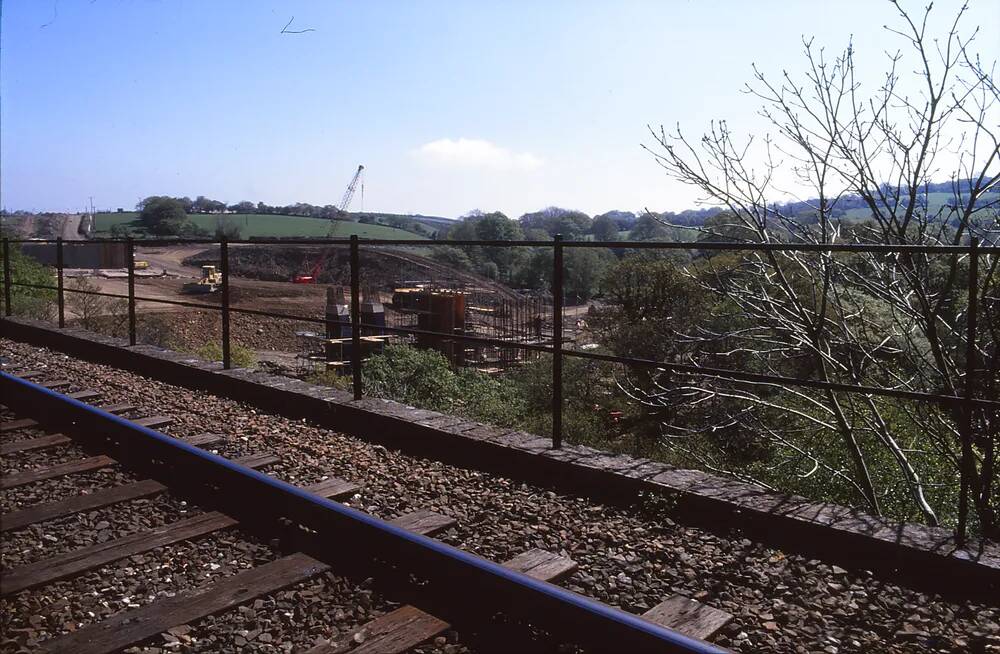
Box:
xmin=1 ymin=338 xmax=998 ymax=653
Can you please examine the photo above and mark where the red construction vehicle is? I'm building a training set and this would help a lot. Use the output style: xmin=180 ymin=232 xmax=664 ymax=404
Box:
xmin=293 ymin=164 xmax=365 ymax=284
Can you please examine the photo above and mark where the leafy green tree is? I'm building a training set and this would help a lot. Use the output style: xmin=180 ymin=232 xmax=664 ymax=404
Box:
xmin=138 ymin=197 xmax=188 ymax=235
xmin=2 ymin=241 xmax=55 ymax=318
xmin=594 ymin=256 xmax=716 ymax=363
xmin=446 ymin=216 xmax=479 ymax=240
xmin=229 ymin=201 xmax=256 ymax=213
xmin=507 ymin=354 xmax=622 ymax=448
xmin=590 ymin=215 xmax=619 ymax=241
xmin=473 ymin=211 xmax=523 ymax=241
xmin=564 ymin=248 xmax=611 ymax=303
xmin=362 ymin=345 xmax=460 ymax=411
xmin=629 ymin=213 xmax=671 ymax=241
xmin=447 ymin=211 xmax=528 ymax=282
xmin=519 ymin=207 xmax=592 ymax=238
xmin=511 ymin=248 xmax=552 ymax=290
xmin=592 ymin=255 xmax=755 ymax=453
xmin=430 ymin=246 xmax=475 ymax=272
xmin=327 ymin=345 xmax=528 ymax=428
xmin=454 ymin=368 xmax=526 ymax=427
xmin=696 ymin=211 xmax=756 ymax=244
xmin=192 ymin=195 xmax=226 ymax=213
xmin=109 ymin=223 xmax=132 ymax=238
xmin=510 ymin=247 xmax=612 ymax=301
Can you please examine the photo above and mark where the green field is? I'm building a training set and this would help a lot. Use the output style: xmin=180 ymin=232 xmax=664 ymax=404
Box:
xmin=94 ymin=212 xmax=426 ymax=240
xmin=841 ymin=191 xmax=999 ymax=220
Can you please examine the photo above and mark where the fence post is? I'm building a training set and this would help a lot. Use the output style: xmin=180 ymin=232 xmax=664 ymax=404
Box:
xmin=552 ymin=234 xmax=564 ymax=449
xmin=350 ymin=235 xmax=362 ymax=401
xmin=2 ymin=238 xmax=11 ymax=317
xmin=220 ymin=238 xmax=231 ymax=369
xmin=957 ymin=237 xmax=980 ymax=544
xmin=56 ymin=237 xmax=65 ymax=328
xmin=126 ymin=238 xmax=136 ymax=346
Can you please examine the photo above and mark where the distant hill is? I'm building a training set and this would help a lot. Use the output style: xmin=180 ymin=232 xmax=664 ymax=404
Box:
xmin=93 ymin=212 xmax=427 ymax=240
xmin=769 ymin=184 xmax=999 ymax=223
xmin=641 ymin=183 xmax=999 ymax=229
xmin=351 ymin=212 xmax=454 ymax=238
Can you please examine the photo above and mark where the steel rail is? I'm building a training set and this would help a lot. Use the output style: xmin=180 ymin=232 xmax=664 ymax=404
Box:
xmin=5 ymin=236 xmax=999 ymax=254
xmin=9 ymin=282 xmax=223 ymax=312
xmin=0 ymin=371 xmax=726 ymax=654
xmin=7 ymin=279 xmax=997 ymax=411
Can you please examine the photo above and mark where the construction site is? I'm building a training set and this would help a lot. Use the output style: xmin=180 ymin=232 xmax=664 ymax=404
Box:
xmin=8 ymin=165 xmax=582 ymax=378
xmin=181 ymin=239 xmax=567 ymax=375
xmin=14 ymin=236 xmax=577 ymax=378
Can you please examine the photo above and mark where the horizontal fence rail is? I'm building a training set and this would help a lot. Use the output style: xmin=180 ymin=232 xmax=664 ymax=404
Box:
xmin=2 ymin=235 xmax=996 ymax=438
xmin=5 ymin=235 xmax=1000 ymax=253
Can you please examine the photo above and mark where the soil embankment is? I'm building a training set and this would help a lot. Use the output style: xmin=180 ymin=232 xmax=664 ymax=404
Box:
xmin=185 ymin=244 xmax=524 ymax=299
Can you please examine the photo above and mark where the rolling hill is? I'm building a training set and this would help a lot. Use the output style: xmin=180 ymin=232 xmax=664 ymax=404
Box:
xmin=93 ymin=212 xmax=427 ymax=240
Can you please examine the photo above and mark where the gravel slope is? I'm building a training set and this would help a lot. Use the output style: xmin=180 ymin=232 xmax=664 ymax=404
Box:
xmin=1 ymin=338 xmax=998 ymax=653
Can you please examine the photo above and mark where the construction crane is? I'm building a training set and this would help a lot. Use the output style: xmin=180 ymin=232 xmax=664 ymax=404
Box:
xmin=293 ymin=164 xmax=365 ymax=284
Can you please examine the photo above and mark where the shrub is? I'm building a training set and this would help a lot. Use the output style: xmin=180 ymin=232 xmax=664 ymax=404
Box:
xmin=193 ymin=341 xmax=257 ymax=368
xmin=3 ymin=242 xmax=55 ymax=320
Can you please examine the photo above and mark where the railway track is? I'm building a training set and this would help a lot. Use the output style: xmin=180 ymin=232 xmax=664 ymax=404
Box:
xmin=0 ymin=369 xmax=731 ymax=653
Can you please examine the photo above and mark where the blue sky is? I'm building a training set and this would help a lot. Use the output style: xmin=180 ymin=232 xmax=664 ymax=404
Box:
xmin=3 ymin=0 xmax=998 ymax=217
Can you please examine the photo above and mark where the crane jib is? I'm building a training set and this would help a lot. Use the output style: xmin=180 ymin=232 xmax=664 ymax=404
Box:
xmin=294 ymin=164 xmax=365 ymax=283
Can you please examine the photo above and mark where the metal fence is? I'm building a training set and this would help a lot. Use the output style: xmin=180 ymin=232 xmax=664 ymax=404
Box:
xmin=3 ymin=235 xmax=998 ymax=439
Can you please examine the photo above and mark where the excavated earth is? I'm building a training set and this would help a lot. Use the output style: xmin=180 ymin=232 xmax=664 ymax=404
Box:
xmin=1 ymin=338 xmax=998 ymax=654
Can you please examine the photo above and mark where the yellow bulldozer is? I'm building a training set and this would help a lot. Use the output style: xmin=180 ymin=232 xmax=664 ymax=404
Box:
xmin=182 ymin=265 xmax=222 ymax=294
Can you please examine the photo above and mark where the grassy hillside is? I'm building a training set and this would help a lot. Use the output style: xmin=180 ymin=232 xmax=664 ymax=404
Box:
xmin=842 ymin=191 xmax=999 ymax=220
xmin=352 ymin=212 xmax=455 ymax=237
xmin=94 ymin=212 xmax=426 ymax=240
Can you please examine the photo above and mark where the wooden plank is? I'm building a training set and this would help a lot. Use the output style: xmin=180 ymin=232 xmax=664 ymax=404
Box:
xmin=1 ymin=511 xmax=239 ymax=595
xmin=303 ymin=476 xmax=360 ymax=500
xmin=180 ymin=433 xmax=223 ymax=448
xmin=0 ymin=394 xmax=108 ymax=433
xmin=305 ymin=548 xmax=572 ymax=654
xmin=1 ymin=452 xmax=282 ymax=533
xmin=0 ymin=417 xmax=42 ymax=433
xmin=0 ymin=430 xmax=218 ymax=460
xmin=503 ymin=548 xmax=578 ymax=583
xmin=2 ymin=479 xmax=166 ymax=533
xmin=38 ymin=553 xmax=330 ymax=654
xmin=98 ymin=402 xmax=136 ymax=414
xmin=15 ymin=371 xmax=44 ymax=380
xmin=40 ymin=380 xmax=71 ymax=390
xmin=134 ymin=415 xmax=173 ymax=429
xmin=67 ymin=389 xmax=102 ymax=402
xmin=388 ymin=509 xmax=456 ymax=537
xmin=0 ymin=388 xmax=99 ymax=431
xmin=0 ymin=456 xmax=116 ymax=490
xmin=234 ymin=452 xmax=281 ymax=468
xmin=1 ymin=433 xmax=72 ymax=455
xmin=642 ymin=595 xmax=733 ymax=641
xmin=305 ymin=605 xmax=450 ymax=654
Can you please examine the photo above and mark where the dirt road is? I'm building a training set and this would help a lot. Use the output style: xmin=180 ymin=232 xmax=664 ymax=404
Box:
xmin=134 ymin=244 xmax=205 ymax=277
xmin=61 ymin=214 xmax=86 ymax=241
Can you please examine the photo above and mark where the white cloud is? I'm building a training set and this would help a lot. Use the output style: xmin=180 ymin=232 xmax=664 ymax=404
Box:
xmin=413 ymin=138 xmax=543 ymax=172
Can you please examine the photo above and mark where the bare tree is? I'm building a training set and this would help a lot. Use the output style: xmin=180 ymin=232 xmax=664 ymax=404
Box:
xmin=641 ymin=1 xmax=998 ymax=539
xmin=66 ymin=277 xmax=129 ymax=336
